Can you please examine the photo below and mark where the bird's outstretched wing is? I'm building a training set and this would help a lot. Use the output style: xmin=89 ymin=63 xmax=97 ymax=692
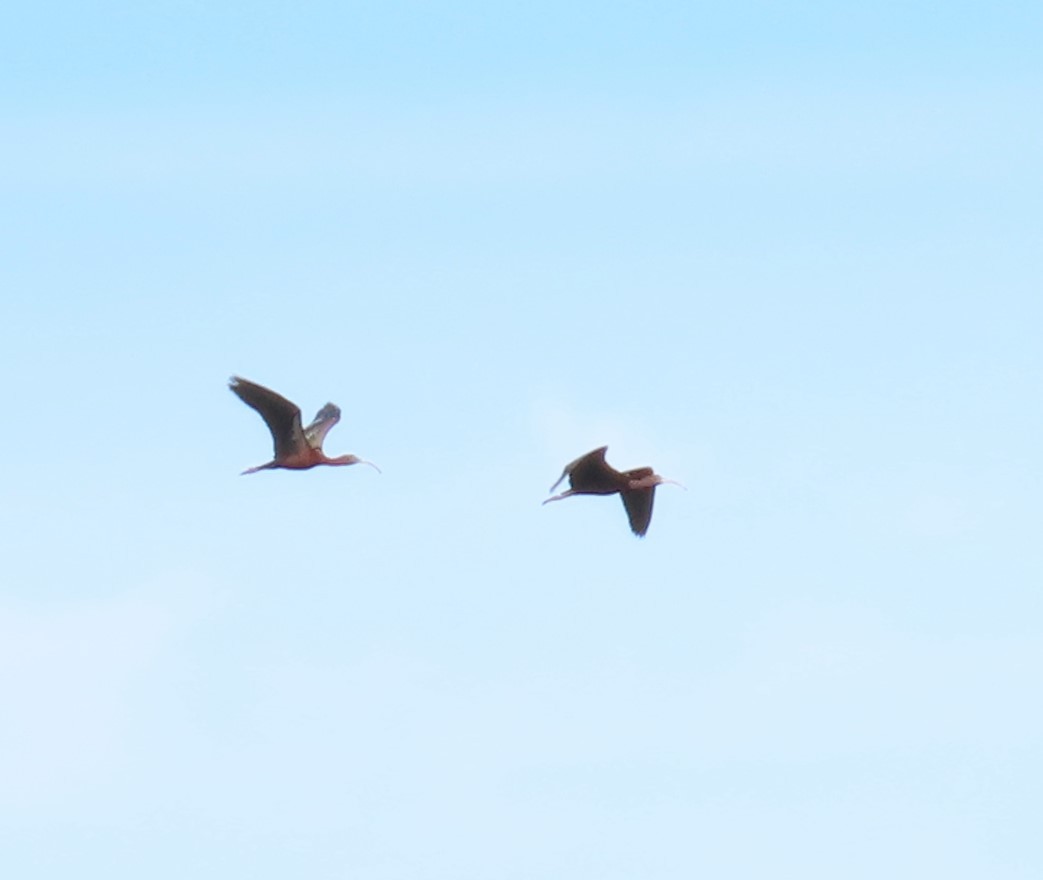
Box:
xmin=304 ymin=403 xmax=341 ymax=451
xmin=229 ymin=376 xmax=307 ymax=460
xmin=620 ymin=485 xmax=655 ymax=536
xmin=549 ymin=446 xmax=610 ymax=493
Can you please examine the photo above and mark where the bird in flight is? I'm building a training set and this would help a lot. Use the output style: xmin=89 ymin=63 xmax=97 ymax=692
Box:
xmin=543 ymin=446 xmax=681 ymax=536
xmin=229 ymin=376 xmax=380 ymax=475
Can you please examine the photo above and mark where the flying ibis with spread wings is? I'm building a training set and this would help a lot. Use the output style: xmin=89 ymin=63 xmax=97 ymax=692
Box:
xmin=543 ymin=446 xmax=680 ymax=536
xmin=230 ymin=376 xmax=380 ymax=476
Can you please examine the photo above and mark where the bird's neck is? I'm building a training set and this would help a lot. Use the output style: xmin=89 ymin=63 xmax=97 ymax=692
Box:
xmin=628 ymin=473 xmax=664 ymax=490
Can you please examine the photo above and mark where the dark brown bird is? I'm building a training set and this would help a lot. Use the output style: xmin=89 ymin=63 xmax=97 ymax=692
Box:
xmin=230 ymin=376 xmax=379 ymax=475
xmin=543 ymin=446 xmax=681 ymax=537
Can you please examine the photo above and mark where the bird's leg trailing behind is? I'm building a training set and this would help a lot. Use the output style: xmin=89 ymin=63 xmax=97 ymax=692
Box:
xmin=547 ymin=470 xmax=570 ymax=496
xmin=240 ymin=461 xmax=278 ymax=476
xmin=542 ymin=489 xmax=576 ymax=505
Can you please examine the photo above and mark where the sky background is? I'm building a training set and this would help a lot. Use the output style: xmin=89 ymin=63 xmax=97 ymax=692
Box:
xmin=2 ymin=1 xmax=1042 ymax=877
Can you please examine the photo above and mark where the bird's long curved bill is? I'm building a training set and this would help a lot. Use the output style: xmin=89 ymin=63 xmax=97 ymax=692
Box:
xmin=359 ymin=459 xmax=382 ymax=473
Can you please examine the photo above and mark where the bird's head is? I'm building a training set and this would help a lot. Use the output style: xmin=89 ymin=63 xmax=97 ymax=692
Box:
xmin=329 ymin=454 xmax=382 ymax=473
xmin=630 ymin=472 xmax=686 ymax=491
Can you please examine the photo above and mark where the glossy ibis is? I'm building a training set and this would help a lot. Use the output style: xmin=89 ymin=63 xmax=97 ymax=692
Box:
xmin=543 ymin=446 xmax=680 ymax=536
xmin=230 ymin=376 xmax=379 ymax=475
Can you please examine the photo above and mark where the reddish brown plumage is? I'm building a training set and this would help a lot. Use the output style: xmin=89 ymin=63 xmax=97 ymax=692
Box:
xmin=229 ymin=376 xmax=379 ymax=475
xmin=543 ymin=446 xmax=677 ymax=537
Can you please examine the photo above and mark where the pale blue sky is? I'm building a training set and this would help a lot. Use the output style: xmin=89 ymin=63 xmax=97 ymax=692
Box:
xmin=2 ymin=2 xmax=1042 ymax=877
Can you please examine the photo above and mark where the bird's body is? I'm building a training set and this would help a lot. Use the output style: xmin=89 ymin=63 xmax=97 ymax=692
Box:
xmin=543 ymin=446 xmax=678 ymax=536
xmin=229 ymin=376 xmax=379 ymax=475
